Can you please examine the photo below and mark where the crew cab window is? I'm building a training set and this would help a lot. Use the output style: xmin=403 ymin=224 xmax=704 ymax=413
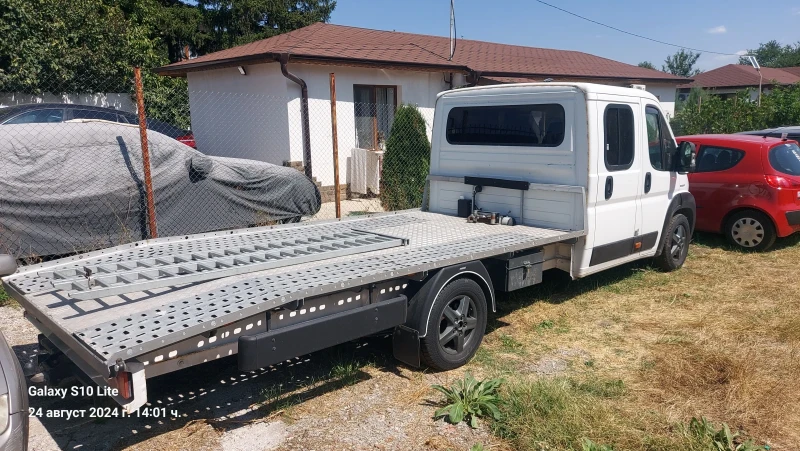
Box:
xmin=72 ymin=109 xmax=119 ymax=122
xmin=5 ymin=108 xmax=64 ymax=124
xmin=695 ymin=146 xmax=745 ymax=172
xmin=645 ymin=106 xmax=677 ymax=171
xmin=446 ymin=104 xmax=565 ymax=147
xmin=769 ymin=143 xmax=800 ymax=176
xmin=603 ymin=104 xmax=635 ymax=170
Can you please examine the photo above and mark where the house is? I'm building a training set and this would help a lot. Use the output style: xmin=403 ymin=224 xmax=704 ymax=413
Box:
xmin=677 ymin=64 xmax=800 ymax=101
xmin=156 ymin=23 xmax=689 ymax=199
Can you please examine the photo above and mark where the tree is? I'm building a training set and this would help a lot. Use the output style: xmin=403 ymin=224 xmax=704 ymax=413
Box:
xmin=638 ymin=61 xmax=656 ymax=70
xmin=662 ymin=49 xmax=702 ymax=77
xmin=738 ymin=40 xmax=800 ymax=68
xmin=380 ymin=105 xmax=431 ymax=211
xmin=195 ymin=0 xmax=336 ymax=52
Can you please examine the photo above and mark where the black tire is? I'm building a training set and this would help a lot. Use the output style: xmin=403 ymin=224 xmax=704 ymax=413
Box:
xmin=420 ymin=278 xmax=487 ymax=371
xmin=654 ymin=213 xmax=691 ymax=272
xmin=724 ymin=210 xmax=776 ymax=251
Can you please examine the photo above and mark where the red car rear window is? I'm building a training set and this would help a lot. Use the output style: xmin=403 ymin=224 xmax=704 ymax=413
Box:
xmin=769 ymin=143 xmax=800 ymax=176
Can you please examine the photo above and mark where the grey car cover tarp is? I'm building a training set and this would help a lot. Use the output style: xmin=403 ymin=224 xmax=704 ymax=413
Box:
xmin=0 ymin=123 xmax=321 ymax=257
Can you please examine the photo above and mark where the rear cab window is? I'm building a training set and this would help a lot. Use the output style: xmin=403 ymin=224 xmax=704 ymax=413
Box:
xmin=769 ymin=143 xmax=800 ymax=176
xmin=604 ymin=104 xmax=635 ymax=170
xmin=695 ymin=146 xmax=745 ymax=172
xmin=446 ymin=104 xmax=566 ymax=147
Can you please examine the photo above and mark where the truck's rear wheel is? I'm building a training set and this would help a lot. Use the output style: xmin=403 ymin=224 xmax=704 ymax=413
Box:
xmin=420 ymin=278 xmax=487 ymax=371
xmin=654 ymin=213 xmax=691 ymax=272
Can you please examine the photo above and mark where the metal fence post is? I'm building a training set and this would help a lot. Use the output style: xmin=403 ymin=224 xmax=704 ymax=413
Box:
xmin=330 ymin=73 xmax=342 ymax=219
xmin=133 ymin=67 xmax=159 ymax=238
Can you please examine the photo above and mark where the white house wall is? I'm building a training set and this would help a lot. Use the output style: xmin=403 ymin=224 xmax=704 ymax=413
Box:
xmin=284 ymin=64 xmax=448 ymax=186
xmin=186 ymin=64 xmax=292 ymax=164
xmin=643 ymin=83 xmax=677 ymax=119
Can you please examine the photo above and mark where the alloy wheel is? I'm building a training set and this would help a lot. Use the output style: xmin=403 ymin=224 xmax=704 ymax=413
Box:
xmin=438 ymin=295 xmax=478 ymax=355
xmin=670 ymin=223 xmax=687 ymax=260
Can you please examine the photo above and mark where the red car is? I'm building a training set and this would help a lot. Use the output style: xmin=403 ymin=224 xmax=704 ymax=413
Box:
xmin=677 ymin=134 xmax=800 ymax=251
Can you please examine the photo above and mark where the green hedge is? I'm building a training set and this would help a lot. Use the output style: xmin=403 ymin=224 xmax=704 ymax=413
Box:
xmin=380 ymin=104 xmax=431 ymax=211
xmin=671 ymin=84 xmax=800 ymax=135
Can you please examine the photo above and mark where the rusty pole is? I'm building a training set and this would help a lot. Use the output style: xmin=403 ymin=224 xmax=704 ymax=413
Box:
xmin=329 ymin=73 xmax=342 ymax=219
xmin=133 ymin=67 xmax=158 ymax=238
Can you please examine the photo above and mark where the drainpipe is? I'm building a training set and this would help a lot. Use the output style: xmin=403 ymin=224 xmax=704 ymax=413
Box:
xmin=280 ymin=54 xmax=312 ymax=178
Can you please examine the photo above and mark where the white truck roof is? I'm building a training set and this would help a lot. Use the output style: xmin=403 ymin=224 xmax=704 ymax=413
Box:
xmin=437 ymin=82 xmax=661 ymax=104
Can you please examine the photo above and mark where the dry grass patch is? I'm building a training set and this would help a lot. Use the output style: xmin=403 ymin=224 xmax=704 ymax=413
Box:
xmin=472 ymin=236 xmax=800 ymax=449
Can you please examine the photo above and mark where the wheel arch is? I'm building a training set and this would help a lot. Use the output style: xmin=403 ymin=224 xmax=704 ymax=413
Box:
xmin=719 ymin=206 xmax=776 ymax=234
xmin=655 ymin=192 xmax=696 ymax=257
xmin=404 ymin=261 xmax=494 ymax=339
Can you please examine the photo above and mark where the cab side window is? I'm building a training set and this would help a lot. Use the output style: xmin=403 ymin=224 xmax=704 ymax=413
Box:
xmin=645 ymin=105 xmax=677 ymax=171
xmin=695 ymin=146 xmax=745 ymax=172
xmin=604 ymin=104 xmax=635 ymax=171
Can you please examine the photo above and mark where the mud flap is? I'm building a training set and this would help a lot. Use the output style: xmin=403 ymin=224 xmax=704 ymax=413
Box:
xmin=392 ymin=325 xmax=420 ymax=368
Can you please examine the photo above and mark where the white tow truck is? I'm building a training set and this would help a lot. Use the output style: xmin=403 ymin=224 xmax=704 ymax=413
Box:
xmin=1 ymin=83 xmax=697 ymax=412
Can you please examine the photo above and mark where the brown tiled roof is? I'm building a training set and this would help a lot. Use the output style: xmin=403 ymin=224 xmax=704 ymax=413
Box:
xmin=678 ymin=64 xmax=800 ymax=89
xmin=156 ymin=23 xmax=689 ymax=83
xmin=780 ymin=67 xmax=800 ymax=77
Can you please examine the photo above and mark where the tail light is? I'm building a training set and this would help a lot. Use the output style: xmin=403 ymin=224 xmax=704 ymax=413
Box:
xmin=176 ymin=134 xmax=196 ymax=149
xmin=115 ymin=370 xmax=132 ymax=400
xmin=764 ymin=175 xmax=800 ymax=189
xmin=765 ymin=175 xmax=800 ymax=200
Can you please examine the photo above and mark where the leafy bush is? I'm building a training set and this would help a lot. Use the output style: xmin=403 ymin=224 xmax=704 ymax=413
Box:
xmin=672 ymin=83 xmax=800 ymax=136
xmin=432 ymin=373 xmax=503 ymax=428
xmin=681 ymin=417 xmax=767 ymax=451
xmin=380 ymin=104 xmax=431 ymax=211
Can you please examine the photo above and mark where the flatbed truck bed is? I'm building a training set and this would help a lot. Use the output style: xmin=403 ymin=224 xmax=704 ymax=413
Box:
xmin=2 ymin=210 xmax=584 ymax=411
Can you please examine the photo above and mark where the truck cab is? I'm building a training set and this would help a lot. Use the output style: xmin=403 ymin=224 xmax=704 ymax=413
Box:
xmin=429 ymin=83 xmax=696 ymax=275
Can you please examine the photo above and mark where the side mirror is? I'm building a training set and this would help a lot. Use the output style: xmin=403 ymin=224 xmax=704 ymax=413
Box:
xmin=677 ymin=141 xmax=697 ymax=173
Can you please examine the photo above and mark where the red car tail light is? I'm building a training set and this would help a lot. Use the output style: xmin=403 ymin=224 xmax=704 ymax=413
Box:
xmin=176 ymin=134 xmax=197 ymax=149
xmin=764 ymin=175 xmax=800 ymax=189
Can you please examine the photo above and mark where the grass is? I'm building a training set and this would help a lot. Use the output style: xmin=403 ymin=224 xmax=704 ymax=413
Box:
xmin=466 ymin=235 xmax=800 ymax=450
xmin=0 ymin=285 xmax=13 ymax=308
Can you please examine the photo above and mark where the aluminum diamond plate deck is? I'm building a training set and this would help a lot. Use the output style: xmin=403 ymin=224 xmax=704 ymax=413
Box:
xmin=3 ymin=210 xmax=585 ymax=368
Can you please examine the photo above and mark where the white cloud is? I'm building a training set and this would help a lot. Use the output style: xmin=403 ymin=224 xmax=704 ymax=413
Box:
xmin=793 ymin=7 xmax=800 ymax=15
xmin=707 ymin=25 xmax=727 ymax=34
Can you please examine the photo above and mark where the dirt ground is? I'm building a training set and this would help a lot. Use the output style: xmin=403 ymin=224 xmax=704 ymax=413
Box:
xmin=2 ymin=304 xmax=497 ymax=451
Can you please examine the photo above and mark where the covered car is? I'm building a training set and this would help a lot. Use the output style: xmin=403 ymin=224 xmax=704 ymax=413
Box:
xmin=0 ymin=122 xmax=320 ymax=257
xmin=0 ymin=331 xmax=27 ymax=451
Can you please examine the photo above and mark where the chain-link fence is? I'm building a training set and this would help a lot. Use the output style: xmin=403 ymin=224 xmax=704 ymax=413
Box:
xmin=0 ymin=67 xmax=434 ymax=260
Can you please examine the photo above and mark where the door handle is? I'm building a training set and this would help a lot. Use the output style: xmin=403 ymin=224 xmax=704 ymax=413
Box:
xmin=644 ymin=172 xmax=652 ymax=194
xmin=604 ymin=176 xmax=613 ymax=200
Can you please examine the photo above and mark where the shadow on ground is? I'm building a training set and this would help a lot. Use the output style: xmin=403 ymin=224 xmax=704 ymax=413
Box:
xmin=22 ymin=335 xmax=399 ymax=450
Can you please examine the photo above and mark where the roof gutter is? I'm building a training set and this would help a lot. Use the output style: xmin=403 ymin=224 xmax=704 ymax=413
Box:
xmin=280 ymin=54 xmax=313 ymax=179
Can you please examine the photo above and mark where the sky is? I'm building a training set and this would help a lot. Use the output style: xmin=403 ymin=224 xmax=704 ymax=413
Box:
xmin=331 ymin=0 xmax=800 ymax=71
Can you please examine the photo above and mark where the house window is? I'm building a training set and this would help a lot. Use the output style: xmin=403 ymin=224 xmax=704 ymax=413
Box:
xmin=354 ymin=85 xmax=397 ymax=150
xmin=445 ymin=104 xmax=565 ymax=147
